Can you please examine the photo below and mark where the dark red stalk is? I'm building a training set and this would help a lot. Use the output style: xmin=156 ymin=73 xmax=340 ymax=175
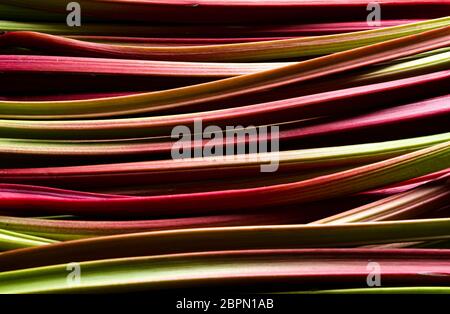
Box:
xmin=0 ymin=55 xmax=288 ymax=77
xmin=279 ymin=94 xmax=450 ymax=140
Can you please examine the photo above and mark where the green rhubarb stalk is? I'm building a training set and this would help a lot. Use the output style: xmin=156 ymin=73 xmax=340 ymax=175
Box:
xmin=385 ymin=46 xmax=450 ymax=62
xmin=0 ymin=249 xmax=450 ymax=293
xmin=357 ymin=50 xmax=450 ymax=81
xmin=0 ymin=228 xmax=57 ymax=250
xmin=2 ymin=218 xmax=450 ymax=271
